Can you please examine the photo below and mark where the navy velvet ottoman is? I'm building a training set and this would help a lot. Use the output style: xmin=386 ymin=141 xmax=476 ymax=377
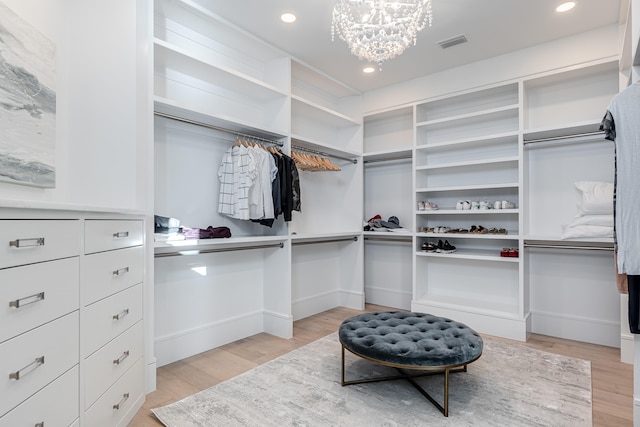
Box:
xmin=338 ymin=311 xmax=483 ymax=417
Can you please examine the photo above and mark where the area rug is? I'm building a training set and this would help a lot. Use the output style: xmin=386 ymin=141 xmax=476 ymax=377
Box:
xmin=152 ymin=332 xmax=592 ymax=426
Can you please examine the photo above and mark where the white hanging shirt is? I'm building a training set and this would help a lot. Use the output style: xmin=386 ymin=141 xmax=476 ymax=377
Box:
xmin=603 ymin=82 xmax=640 ymax=274
xmin=218 ymin=145 xmax=257 ymax=220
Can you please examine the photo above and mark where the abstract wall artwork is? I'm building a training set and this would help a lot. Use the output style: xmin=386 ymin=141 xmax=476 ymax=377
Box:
xmin=0 ymin=2 xmax=56 ymax=188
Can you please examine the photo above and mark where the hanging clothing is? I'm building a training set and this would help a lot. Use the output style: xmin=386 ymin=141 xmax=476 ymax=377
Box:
xmin=218 ymin=145 xmax=257 ymax=220
xmin=600 ymin=82 xmax=640 ymax=275
xmin=247 ymin=145 xmax=276 ymax=221
xmin=600 ymin=81 xmax=640 ymax=334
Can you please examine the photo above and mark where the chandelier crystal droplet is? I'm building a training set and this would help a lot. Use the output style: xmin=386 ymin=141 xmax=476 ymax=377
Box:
xmin=332 ymin=0 xmax=433 ymax=68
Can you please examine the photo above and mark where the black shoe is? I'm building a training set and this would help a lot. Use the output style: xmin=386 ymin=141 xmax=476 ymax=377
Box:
xmin=422 ymin=242 xmax=436 ymax=252
xmin=435 ymin=239 xmax=444 ymax=253
xmin=441 ymin=240 xmax=456 ymax=254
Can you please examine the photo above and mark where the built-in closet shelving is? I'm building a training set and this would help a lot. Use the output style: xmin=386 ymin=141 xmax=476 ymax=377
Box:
xmin=152 ymin=0 xmax=364 ymax=366
xmin=412 ymin=83 xmax=523 ymax=339
xmin=363 ymin=106 xmax=414 ymax=311
xmin=362 ymin=59 xmax=622 ymax=344
xmin=288 ymin=60 xmax=364 ymax=320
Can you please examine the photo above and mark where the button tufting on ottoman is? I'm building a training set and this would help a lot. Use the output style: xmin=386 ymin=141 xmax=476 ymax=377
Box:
xmin=338 ymin=311 xmax=483 ymax=417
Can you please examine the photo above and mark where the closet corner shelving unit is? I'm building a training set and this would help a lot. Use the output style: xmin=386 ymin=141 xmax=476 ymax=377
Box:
xmin=363 ymin=106 xmax=415 ymax=311
xmin=363 ymin=58 xmax=622 ymax=345
xmin=289 ymin=59 xmax=365 ymax=321
xmin=152 ymin=0 xmax=365 ymax=367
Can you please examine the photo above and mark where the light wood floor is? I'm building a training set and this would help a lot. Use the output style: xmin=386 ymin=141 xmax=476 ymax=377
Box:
xmin=130 ymin=304 xmax=633 ymax=426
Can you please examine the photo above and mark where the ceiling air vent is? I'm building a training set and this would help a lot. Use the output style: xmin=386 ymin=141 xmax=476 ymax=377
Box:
xmin=437 ymin=34 xmax=468 ymax=49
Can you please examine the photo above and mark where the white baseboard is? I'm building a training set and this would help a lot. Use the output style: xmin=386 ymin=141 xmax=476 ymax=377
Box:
xmin=365 ymin=285 xmax=411 ymax=310
xmin=530 ymin=310 xmax=619 ymax=347
xmin=154 ymin=311 xmax=264 ymax=367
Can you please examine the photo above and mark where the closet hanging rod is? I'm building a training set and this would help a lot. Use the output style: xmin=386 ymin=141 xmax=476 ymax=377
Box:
xmin=291 ymin=145 xmax=358 ymax=164
xmin=523 ymin=131 xmax=604 ymax=145
xmin=364 ymin=236 xmax=412 ymax=243
xmin=154 ymin=111 xmax=285 ymax=147
xmin=523 ymin=243 xmax=613 ymax=251
xmin=364 ymin=155 xmax=412 ymax=164
xmin=292 ymin=236 xmax=358 ymax=246
xmin=154 ymin=242 xmax=285 ymax=258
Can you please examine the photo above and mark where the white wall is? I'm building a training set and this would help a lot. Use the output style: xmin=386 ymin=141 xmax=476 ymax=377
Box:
xmin=363 ymin=25 xmax=619 ymax=113
xmin=0 ymin=0 xmax=151 ymax=212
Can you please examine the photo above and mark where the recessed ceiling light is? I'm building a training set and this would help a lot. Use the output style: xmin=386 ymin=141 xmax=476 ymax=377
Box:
xmin=363 ymin=66 xmax=375 ymax=74
xmin=556 ymin=2 xmax=576 ymax=13
xmin=281 ymin=13 xmax=296 ymax=23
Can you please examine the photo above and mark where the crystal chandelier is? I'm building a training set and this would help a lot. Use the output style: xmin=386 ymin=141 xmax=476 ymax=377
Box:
xmin=332 ymin=0 xmax=433 ymax=68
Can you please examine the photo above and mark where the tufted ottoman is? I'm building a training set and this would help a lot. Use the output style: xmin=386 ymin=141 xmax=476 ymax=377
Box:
xmin=339 ymin=311 xmax=483 ymax=417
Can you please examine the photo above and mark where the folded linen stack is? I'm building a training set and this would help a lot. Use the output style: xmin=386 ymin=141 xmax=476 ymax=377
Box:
xmin=561 ymin=181 xmax=614 ymax=239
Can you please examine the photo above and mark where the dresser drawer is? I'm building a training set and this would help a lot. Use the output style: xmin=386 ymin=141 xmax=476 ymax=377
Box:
xmin=82 ymin=284 xmax=143 ymax=357
xmin=81 ymin=245 xmax=144 ymax=305
xmin=85 ymin=357 xmax=144 ymax=427
xmin=0 ymin=366 xmax=78 ymax=427
xmin=0 ymin=220 xmax=80 ymax=269
xmin=85 ymin=321 xmax=143 ymax=409
xmin=84 ymin=219 xmax=144 ymax=254
xmin=0 ymin=257 xmax=79 ymax=344
xmin=0 ymin=312 xmax=79 ymax=417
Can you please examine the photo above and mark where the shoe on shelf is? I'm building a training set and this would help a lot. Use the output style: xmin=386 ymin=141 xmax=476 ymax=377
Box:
xmin=500 ymin=248 xmax=510 ymax=257
xmin=424 ymin=201 xmax=439 ymax=210
xmin=456 ymin=201 xmax=464 ymax=210
xmin=421 ymin=242 xmax=436 ymax=252
xmin=509 ymin=248 xmax=519 ymax=257
xmin=462 ymin=201 xmax=471 ymax=210
xmin=441 ymin=240 xmax=457 ymax=254
xmin=418 ymin=201 xmax=426 ymax=211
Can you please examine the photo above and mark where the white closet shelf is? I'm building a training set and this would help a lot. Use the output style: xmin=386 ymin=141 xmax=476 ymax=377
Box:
xmin=291 ymin=95 xmax=360 ymax=128
xmin=418 ymin=232 xmax=519 ymax=240
xmin=154 ymin=235 xmax=288 ymax=256
xmin=415 ymin=104 xmax=519 ymax=128
xmin=291 ymin=135 xmax=360 ymax=160
xmin=412 ymin=296 xmax=520 ymax=319
xmin=416 ymin=156 xmax=519 ymax=171
xmin=416 ymin=249 xmax=520 ymax=262
xmin=416 ymin=183 xmax=519 ymax=193
xmin=154 ymin=39 xmax=288 ymax=100
xmin=363 ymin=148 xmax=412 ymax=163
xmin=154 ymin=97 xmax=288 ymax=140
xmin=416 ymin=132 xmax=518 ymax=151
xmin=417 ymin=209 xmax=519 ymax=215
xmin=523 ymin=120 xmax=604 ymax=143
xmin=523 ymin=236 xmax=614 ymax=248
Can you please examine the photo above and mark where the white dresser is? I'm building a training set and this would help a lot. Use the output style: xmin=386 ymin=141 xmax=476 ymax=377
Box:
xmin=0 ymin=207 xmax=145 ymax=427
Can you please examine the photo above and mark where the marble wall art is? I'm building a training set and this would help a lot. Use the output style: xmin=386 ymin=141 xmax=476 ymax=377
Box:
xmin=0 ymin=1 xmax=56 ymax=188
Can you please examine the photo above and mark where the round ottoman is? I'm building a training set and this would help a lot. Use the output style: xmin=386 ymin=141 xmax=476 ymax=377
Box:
xmin=338 ymin=311 xmax=483 ymax=417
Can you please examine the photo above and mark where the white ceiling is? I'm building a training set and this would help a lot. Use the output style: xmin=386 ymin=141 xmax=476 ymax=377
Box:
xmin=199 ymin=0 xmax=622 ymax=94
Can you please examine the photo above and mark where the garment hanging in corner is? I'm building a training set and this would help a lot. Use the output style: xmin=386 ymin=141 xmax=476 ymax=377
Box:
xmin=600 ymin=81 xmax=640 ymax=333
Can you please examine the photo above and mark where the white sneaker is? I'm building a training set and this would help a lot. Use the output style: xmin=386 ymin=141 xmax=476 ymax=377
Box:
xmin=456 ymin=201 xmax=464 ymax=210
xmin=462 ymin=201 xmax=471 ymax=210
xmin=418 ymin=201 xmax=425 ymax=211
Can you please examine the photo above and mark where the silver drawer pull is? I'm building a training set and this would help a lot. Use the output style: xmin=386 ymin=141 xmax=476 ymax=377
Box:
xmin=9 ymin=237 xmax=45 ymax=248
xmin=10 ymin=292 xmax=45 ymax=308
xmin=113 ymin=350 xmax=130 ymax=365
xmin=113 ymin=308 xmax=130 ymax=321
xmin=9 ymin=356 xmax=45 ymax=380
xmin=113 ymin=392 xmax=130 ymax=410
xmin=112 ymin=266 xmax=130 ymax=277
xmin=113 ymin=231 xmax=129 ymax=239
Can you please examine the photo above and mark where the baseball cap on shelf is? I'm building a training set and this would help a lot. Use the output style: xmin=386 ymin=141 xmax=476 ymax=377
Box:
xmin=380 ymin=216 xmax=401 ymax=229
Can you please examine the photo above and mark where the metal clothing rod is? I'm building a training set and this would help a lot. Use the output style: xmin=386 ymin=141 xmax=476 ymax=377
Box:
xmin=364 ymin=236 xmax=412 ymax=243
xmin=364 ymin=155 xmax=412 ymax=164
xmin=154 ymin=111 xmax=284 ymax=146
xmin=523 ymin=131 xmax=604 ymax=145
xmin=154 ymin=242 xmax=285 ymax=258
xmin=524 ymin=243 xmax=613 ymax=251
xmin=292 ymin=236 xmax=358 ymax=246
xmin=291 ymin=145 xmax=358 ymax=164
